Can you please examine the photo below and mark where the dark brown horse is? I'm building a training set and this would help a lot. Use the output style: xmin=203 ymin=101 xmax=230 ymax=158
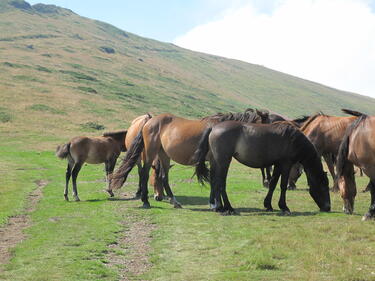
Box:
xmin=56 ymin=130 xmax=127 ymax=201
xmin=194 ymin=121 xmax=331 ymax=215
xmin=109 ymin=110 xmax=269 ymax=208
xmin=289 ymin=112 xmax=358 ymax=190
xmin=336 ymin=110 xmax=375 ymax=220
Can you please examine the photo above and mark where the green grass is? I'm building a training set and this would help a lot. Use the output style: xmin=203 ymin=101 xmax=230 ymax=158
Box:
xmin=0 ymin=145 xmax=374 ymax=281
xmin=1 ymin=2 xmax=375 ymax=280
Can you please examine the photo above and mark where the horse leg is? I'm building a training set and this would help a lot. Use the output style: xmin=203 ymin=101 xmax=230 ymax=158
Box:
xmin=135 ymin=158 xmax=142 ymax=198
xmin=214 ymin=158 xmax=233 ymax=214
xmin=278 ymin=164 xmax=292 ymax=214
xmin=263 ymin=165 xmax=281 ymax=211
xmin=260 ymin=168 xmax=268 ymax=188
xmin=363 ymin=180 xmax=375 ymax=220
xmin=287 ymin=163 xmax=302 ymax=190
xmin=158 ymin=152 xmax=182 ymax=208
xmin=324 ymin=154 xmax=337 ymax=192
xmin=265 ymin=166 xmax=272 ymax=188
xmin=139 ymin=162 xmax=152 ymax=208
xmin=151 ymin=158 xmax=165 ymax=201
xmin=105 ymin=157 xmax=117 ymax=197
xmin=71 ymin=162 xmax=83 ymax=202
xmin=64 ymin=160 xmax=73 ymax=201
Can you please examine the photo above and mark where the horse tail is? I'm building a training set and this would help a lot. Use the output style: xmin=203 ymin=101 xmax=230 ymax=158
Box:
xmin=110 ymin=128 xmax=145 ymax=189
xmin=336 ymin=114 xmax=367 ymax=178
xmin=341 ymin=108 xmax=366 ymax=117
xmin=55 ymin=143 xmax=70 ymax=159
xmin=193 ymin=127 xmax=212 ymax=185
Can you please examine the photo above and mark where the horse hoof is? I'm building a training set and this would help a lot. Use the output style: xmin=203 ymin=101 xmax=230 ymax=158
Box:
xmin=106 ymin=189 xmax=114 ymax=197
xmin=209 ymin=203 xmax=217 ymax=210
xmin=281 ymin=210 xmax=291 ymax=215
xmin=362 ymin=213 xmax=373 ymax=221
xmin=64 ymin=195 xmax=69 ymax=201
xmin=221 ymin=209 xmax=238 ymax=216
xmin=134 ymin=193 xmax=141 ymax=199
xmin=173 ymin=203 xmax=182 ymax=209
xmin=265 ymin=208 xmax=273 ymax=212
xmin=154 ymin=195 xmax=163 ymax=201
xmin=287 ymin=186 xmax=296 ymax=190
xmin=74 ymin=197 xmax=80 ymax=202
xmin=141 ymin=203 xmax=151 ymax=209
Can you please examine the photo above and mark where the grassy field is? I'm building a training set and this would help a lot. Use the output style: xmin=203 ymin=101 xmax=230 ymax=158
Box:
xmin=0 ymin=143 xmax=374 ymax=281
xmin=2 ymin=0 xmax=375 ymax=153
xmin=1 ymin=1 xmax=375 ymax=280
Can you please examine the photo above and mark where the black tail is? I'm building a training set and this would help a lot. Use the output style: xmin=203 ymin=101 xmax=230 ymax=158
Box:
xmin=336 ymin=114 xmax=367 ymax=178
xmin=110 ymin=129 xmax=145 ymax=189
xmin=192 ymin=128 xmax=212 ymax=185
xmin=341 ymin=108 xmax=366 ymax=117
xmin=55 ymin=143 xmax=70 ymax=159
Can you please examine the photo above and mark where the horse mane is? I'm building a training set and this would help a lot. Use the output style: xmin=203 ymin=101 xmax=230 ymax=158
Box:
xmin=341 ymin=109 xmax=366 ymax=117
xmin=336 ymin=114 xmax=368 ymax=178
xmin=292 ymin=115 xmax=309 ymax=124
xmin=299 ymin=112 xmax=327 ymax=132
xmin=203 ymin=108 xmax=268 ymax=123
xmin=272 ymin=122 xmax=317 ymax=161
xmin=103 ymin=130 xmax=127 ymax=141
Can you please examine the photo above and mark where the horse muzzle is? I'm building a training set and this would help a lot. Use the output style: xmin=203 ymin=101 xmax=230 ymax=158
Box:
xmin=320 ymin=203 xmax=331 ymax=212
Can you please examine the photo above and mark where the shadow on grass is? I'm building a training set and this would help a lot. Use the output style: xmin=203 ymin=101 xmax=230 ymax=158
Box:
xmin=189 ymin=206 xmax=334 ymax=217
xmin=174 ymin=195 xmax=208 ymax=205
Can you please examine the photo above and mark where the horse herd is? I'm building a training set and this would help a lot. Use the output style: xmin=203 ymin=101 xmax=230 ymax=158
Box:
xmin=56 ymin=108 xmax=375 ymax=221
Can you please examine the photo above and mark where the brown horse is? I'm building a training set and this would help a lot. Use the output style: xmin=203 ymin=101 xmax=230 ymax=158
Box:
xmin=336 ymin=109 xmax=375 ymax=220
xmin=109 ymin=110 xmax=269 ymax=208
xmin=289 ymin=112 xmax=358 ymax=190
xmin=124 ymin=113 xmax=157 ymax=197
xmin=56 ymin=130 xmax=127 ymax=201
xmin=193 ymin=121 xmax=331 ymax=215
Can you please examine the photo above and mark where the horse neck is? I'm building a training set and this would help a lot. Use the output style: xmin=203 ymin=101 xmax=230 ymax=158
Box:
xmin=301 ymin=151 xmax=323 ymax=180
xmin=300 ymin=115 xmax=323 ymax=133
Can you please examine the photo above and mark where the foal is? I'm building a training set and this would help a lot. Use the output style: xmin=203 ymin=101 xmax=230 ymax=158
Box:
xmin=56 ymin=130 xmax=127 ymax=201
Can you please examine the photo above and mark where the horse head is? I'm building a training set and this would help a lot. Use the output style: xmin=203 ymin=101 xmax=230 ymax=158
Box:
xmin=305 ymin=160 xmax=331 ymax=212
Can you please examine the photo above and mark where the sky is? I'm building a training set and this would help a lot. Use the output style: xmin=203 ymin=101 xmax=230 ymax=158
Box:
xmin=27 ymin=0 xmax=375 ymax=98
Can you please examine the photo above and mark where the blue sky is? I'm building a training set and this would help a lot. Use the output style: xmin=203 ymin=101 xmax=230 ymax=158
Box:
xmin=26 ymin=0 xmax=375 ymax=97
xmin=27 ymin=0 xmax=271 ymax=42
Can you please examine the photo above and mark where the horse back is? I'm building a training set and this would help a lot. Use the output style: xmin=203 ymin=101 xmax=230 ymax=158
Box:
xmin=304 ymin=115 xmax=356 ymax=154
xmin=70 ymin=136 xmax=121 ymax=164
xmin=210 ymin=121 xmax=301 ymax=168
xmin=142 ymin=114 xmax=209 ymax=165
xmin=347 ymin=116 xmax=375 ymax=168
xmin=126 ymin=114 xmax=152 ymax=149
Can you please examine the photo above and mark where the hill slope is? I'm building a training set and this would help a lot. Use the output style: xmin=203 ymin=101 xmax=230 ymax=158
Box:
xmin=1 ymin=0 xmax=375 ymax=148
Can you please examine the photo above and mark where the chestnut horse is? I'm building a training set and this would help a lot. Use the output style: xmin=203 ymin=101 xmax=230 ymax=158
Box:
xmin=109 ymin=110 xmax=269 ymax=208
xmin=336 ymin=110 xmax=375 ymax=220
xmin=289 ymin=112 xmax=358 ymax=190
xmin=193 ymin=121 xmax=331 ymax=215
xmin=56 ymin=130 xmax=127 ymax=201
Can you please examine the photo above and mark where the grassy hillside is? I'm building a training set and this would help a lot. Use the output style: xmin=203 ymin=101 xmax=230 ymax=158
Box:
xmin=1 ymin=0 xmax=375 ymax=149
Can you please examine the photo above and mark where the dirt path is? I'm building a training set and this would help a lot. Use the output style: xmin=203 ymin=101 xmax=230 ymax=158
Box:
xmin=106 ymin=192 xmax=156 ymax=281
xmin=0 ymin=179 xmax=48 ymax=267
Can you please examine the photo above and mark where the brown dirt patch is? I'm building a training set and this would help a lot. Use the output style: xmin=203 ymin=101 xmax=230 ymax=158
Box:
xmin=106 ymin=193 xmax=156 ymax=281
xmin=0 ymin=179 xmax=48 ymax=267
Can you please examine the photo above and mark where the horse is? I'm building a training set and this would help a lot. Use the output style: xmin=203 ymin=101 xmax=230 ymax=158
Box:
xmin=259 ymin=113 xmax=286 ymax=188
xmin=288 ymin=112 xmax=358 ymax=191
xmin=336 ymin=109 xmax=375 ymax=220
xmin=109 ymin=109 xmax=269 ymax=208
xmin=56 ymin=130 xmax=127 ymax=201
xmin=193 ymin=121 xmax=331 ymax=215
xmin=261 ymin=115 xmax=308 ymax=189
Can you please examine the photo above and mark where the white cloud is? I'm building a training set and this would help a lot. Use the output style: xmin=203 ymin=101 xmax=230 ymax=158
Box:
xmin=174 ymin=0 xmax=375 ymax=98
